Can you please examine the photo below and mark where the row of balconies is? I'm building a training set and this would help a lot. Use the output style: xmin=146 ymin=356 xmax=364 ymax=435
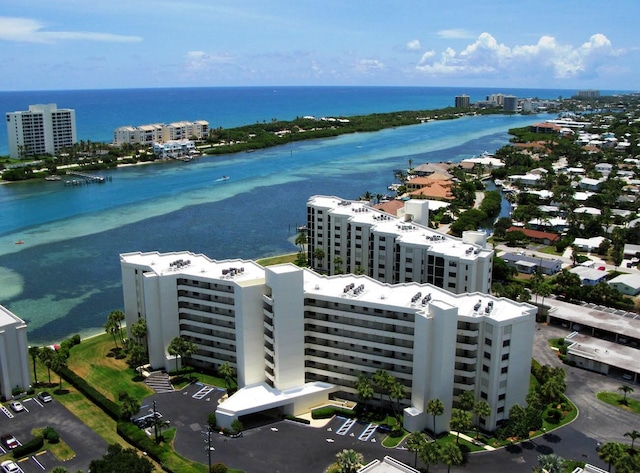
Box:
xmin=178 ymin=313 xmax=235 ymax=331
xmin=305 ymin=346 xmax=412 ymax=372
xmin=179 ymin=323 xmax=235 ymax=342
xmin=304 ymin=325 xmax=413 ymax=349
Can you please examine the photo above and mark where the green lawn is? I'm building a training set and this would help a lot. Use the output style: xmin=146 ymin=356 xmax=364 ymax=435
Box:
xmin=597 ymin=391 xmax=640 ymax=414
xmin=256 ymin=253 xmax=298 ymax=266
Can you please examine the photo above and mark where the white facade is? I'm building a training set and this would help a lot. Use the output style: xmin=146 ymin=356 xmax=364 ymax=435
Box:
xmin=6 ymin=104 xmax=77 ymax=159
xmin=306 ymin=196 xmax=493 ymax=294
xmin=0 ymin=305 xmax=31 ymax=400
xmin=152 ymin=140 xmax=196 ymax=158
xmin=120 ymin=251 xmax=535 ymax=433
xmin=114 ymin=120 xmax=209 ymax=146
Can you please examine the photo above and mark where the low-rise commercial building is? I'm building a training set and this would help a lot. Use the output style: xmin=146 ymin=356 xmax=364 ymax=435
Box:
xmin=121 ymin=251 xmax=535 ymax=433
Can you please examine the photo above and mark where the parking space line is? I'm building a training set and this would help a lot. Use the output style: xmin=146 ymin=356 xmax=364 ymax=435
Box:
xmin=29 ymin=454 xmax=46 ymax=470
xmin=336 ymin=418 xmax=355 ymax=435
xmin=358 ymin=423 xmax=378 ymax=441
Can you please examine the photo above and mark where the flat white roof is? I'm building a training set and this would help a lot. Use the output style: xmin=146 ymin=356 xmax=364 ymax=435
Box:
xmin=300 ymin=268 xmax=533 ymax=323
xmin=0 ymin=305 xmax=25 ymax=327
xmin=565 ymin=333 xmax=640 ymax=374
xmin=216 ymin=381 xmax=336 ymax=416
xmin=308 ymin=196 xmax=489 ymax=260
xmin=120 ymin=251 xmax=266 ymax=283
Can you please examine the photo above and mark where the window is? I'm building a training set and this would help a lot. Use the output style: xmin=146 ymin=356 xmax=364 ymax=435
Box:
xmin=501 ymin=366 xmax=508 ymax=374
xmin=482 ymin=365 xmax=489 ymax=373
xmin=480 ymin=391 xmax=488 ymax=400
xmin=484 ymin=352 xmax=491 ymax=360
xmin=497 ymin=407 xmax=505 ymax=413
xmin=503 ymin=339 xmax=511 ymax=347
xmin=498 ymin=393 xmax=506 ymax=401
xmin=501 ymin=353 xmax=509 ymax=361
xmin=485 ymin=337 xmax=492 ymax=346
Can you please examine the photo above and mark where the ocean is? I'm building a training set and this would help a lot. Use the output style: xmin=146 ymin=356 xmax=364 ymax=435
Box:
xmin=0 ymin=86 xmax=579 ymax=344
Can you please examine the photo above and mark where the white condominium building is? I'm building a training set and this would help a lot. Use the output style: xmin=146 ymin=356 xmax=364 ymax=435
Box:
xmin=114 ymin=120 xmax=209 ymax=146
xmin=6 ymin=104 xmax=77 ymax=159
xmin=306 ymin=196 xmax=493 ymax=294
xmin=0 ymin=305 xmax=31 ymax=400
xmin=121 ymin=251 xmax=535 ymax=433
xmin=152 ymin=140 xmax=196 ymax=158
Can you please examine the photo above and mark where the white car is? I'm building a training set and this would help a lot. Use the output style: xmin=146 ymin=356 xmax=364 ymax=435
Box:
xmin=8 ymin=402 xmax=24 ymax=413
xmin=0 ymin=460 xmax=23 ymax=473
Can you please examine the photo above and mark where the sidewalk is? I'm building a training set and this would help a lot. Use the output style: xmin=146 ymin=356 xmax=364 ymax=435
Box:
xmin=451 ymin=431 xmax=496 ymax=451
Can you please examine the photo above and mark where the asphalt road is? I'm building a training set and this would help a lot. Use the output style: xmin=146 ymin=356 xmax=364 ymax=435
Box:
xmin=134 ymin=322 xmax=639 ymax=472
xmin=0 ymin=394 xmax=107 ymax=472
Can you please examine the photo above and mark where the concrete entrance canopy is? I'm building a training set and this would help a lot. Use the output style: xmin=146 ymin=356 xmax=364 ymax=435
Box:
xmin=215 ymin=381 xmax=338 ymax=429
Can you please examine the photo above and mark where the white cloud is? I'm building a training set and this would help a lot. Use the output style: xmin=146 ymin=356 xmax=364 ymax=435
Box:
xmin=436 ymin=29 xmax=475 ymax=40
xmin=406 ymin=39 xmax=421 ymax=51
xmin=185 ymin=51 xmax=235 ymax=70
xmin=416 ymin=32 xmax=622 ymax=80
xmin=0 ymin=16 xmax=142 ymax=43
xmin=355 ymin=59 xmax=385 ymax=73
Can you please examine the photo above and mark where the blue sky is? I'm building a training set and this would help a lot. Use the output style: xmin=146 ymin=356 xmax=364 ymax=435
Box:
xmin=2 ymin=0 xmax=639 ymax=91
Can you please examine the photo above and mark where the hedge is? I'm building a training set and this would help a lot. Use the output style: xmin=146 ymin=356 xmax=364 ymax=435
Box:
xmin=56 ymin=365 xmax=120 ymax=420
xmin=311 ymin=406 xmax=356 ymax=419
xmin=12 ymin=436 xmax=44 ymax=459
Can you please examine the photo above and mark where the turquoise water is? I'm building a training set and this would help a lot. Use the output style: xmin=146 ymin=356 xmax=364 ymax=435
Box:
xmin=0 ymin=113 xmax=549 ymax=344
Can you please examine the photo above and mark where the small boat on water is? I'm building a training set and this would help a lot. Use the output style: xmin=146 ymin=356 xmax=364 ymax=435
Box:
xmin=45 ymin=175 xmax=61 ymax=181
xmin=216 ymin=176 xmax=230 ymax=182
xmin=15 ymin=240 xmax=24 ymax=245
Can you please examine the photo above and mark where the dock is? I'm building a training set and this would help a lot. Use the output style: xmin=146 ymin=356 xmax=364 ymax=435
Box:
xmin=65 ymin=171 xmax=112 ymax=185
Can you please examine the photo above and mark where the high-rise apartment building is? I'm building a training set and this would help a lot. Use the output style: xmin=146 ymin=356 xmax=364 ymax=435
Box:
xmin=455 ymin=95 xmax=470 ymax=108
xmin=6 ymin=104 xmax=77 ymax=159
xmin=0 ymin=305 xmax=31 ymax=400
xmin=120 ymin=251 xmax=535 ymax=433
xmin=503 ymin=96 xmax=518 ymax=113
xmin=306 ymin=196 xmax=493 ymax=294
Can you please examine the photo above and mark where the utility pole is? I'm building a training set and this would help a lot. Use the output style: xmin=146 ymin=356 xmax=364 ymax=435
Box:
xmin=202 ymin=426 xmax=215 ymax=472
xmin=153 ymin=400 xmax=158 ymax=442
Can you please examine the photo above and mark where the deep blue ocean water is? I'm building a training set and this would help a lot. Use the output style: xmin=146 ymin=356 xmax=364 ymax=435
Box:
xmin=0 ymin=86 xmax=575 ymax=344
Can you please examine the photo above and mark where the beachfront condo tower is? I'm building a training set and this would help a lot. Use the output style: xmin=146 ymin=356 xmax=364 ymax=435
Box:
xmin=306 ymin=196 xmax=493 ymax=294
xmin=120 ymin=251 xmax=535 ymax=433
xmin=6 ymin=104 xmax=77 ymax=159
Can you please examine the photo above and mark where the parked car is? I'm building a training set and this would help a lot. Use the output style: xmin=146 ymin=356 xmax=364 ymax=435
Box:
xmin=0 ymin=434 xmax=19 ymax=450
xmin=0 ymin=460 xmax=23 ymax=473
xmin=37 ymin=391 xmax=52 ymax=403
xmin=132 ymin=412 xmax=163 ymax=428
xmin=8 ymin=402 xmax=24 ymax=413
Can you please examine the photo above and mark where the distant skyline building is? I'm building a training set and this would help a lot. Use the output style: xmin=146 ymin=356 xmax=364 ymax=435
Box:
xmin=455 ymin=94 xmax=470 ymax=108
xmin=575 ymin=89 xmax=601 ymax=99
xmin=114 ymin=120 xmax=209 ymax=146
xmin=6 ymin=104 xmax=77 ymax=159
xmin=503 ymin=95 xmax=518 ymax=112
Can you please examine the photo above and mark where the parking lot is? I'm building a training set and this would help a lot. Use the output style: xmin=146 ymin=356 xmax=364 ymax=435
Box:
xmin=0 ymin=394 xmax=107 ymax=472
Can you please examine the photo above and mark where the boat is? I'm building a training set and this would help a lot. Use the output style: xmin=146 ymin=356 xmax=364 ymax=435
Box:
xmin=45 ymin=175 xmax=61 ymax=181
xmin=494 ymin=179 xmax=504 ymax=187
xmin=15 ymin=240 xmax=24 ymax=245
xmin=216 ymin=176 xmax=230 ymax=182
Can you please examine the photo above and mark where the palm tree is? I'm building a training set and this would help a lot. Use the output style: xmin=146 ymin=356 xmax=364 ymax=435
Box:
xmin=450 ymin=408 xmax=471 ymax=444
xmin=104 ymin=317 xmax=120 ymax=349
xmin=29 ymin=346 xmax=40 ymax=386
xmin=598 ymin=441 xmax=625 ymax=472
xmin=406 ymin=431 xmax=427 ymax=468
xmin=355 ymin=374 xmax=374 ymax=410
xmin=457 ymin=390 xmax=475 ymax=412
xmin=473 ymin=400 xmax=491 ymax=439
xmin=426 ymin=398 xmax=444 ymax=436
xmin=38 ymin=347 xmax=55 ymax=385
xmin=108 ymin=310 xmax=126 ymax=344
xmin=313 ymin=248 xmax=325 ymax=269
xmin=389 ymin=381 xmax=406 ymax=421
xmin=218 ymin=362 xmax=236 ymax=391
xmin=372 ymin=370 xmax=393 ymax=410
xmin=618 ymin=384 xmax=634 ymax=404
xmin=440 ymin=443 xmax=463 ymax=473
xmin=335 ymin=449 xmax=364 ymax=473
xmin=624 ymin=429 xmax=640 ymax=450
xmin=333 ymin=256 xmax=343 ymax=274
xmin=118 ymin=392 xmax=141 ymax=421
xmin=418 ymin=441 xmax=440 ymax=473
xmin=537 ymin=453 xmax=564 ymax=473
xmin=295 ymin=232 xmax=307 ymax=253
xmin=130 ymin=319 xmax=148 ymax=351
xmin=167 ymin=336 xmax=186 ymax=375
xmin=50 ymin=350 xmax=67 ymax=392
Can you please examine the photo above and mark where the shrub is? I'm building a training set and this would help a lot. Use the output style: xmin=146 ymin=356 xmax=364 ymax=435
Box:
xmin=284 ymin=415 xmax=310 ymax=425
xmin=43 ymin=426 xmax=60 ymax=444
xmin=311 ymin=406 xmax=355 ymax=419
xmin=57 ymin=366 xmax=119 ymax=420
xmin=211 ymin=463 xmax=228 ymax=473
xmin=12 ymin=436 xmax=44 ymax=458
xmin=545 ymin=408 xmax=562 ymax=424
